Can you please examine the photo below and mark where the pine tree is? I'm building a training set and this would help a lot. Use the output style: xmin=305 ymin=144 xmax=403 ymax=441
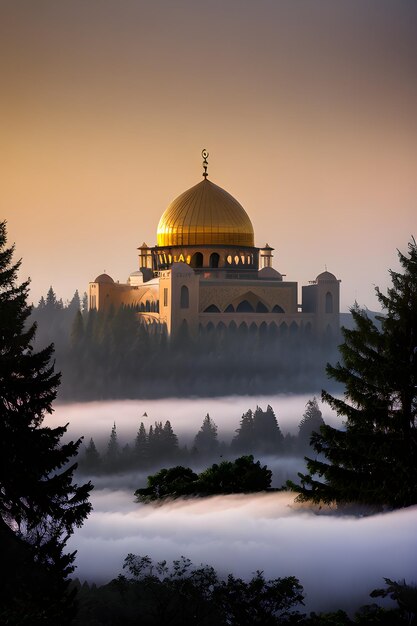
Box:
xmin=134 ymin=422 xmax=148 ymax=467
xmin=70 ymin=310 xmax=84 ymax=347
xmin=194 ymin=414 xmax=219 ymax=456
xmin=231 ymin=409 xmax=254 ymax=453
xmin=82 ymin=437 xmax=101 ymax=471
xmin=161 ymin=420 xmax=179 ymax=460
xmin=0 ymin=221 xmax=92 ymax=621
xmin=297 ymin=397 xmax=324 ymax=452
xmin=253 ymin=405 xmax=284 ymax=453
xmin=289 ymin=239 xmax=417 ymax=509
xmin=105 ymin=422 xmax=120 ymax=469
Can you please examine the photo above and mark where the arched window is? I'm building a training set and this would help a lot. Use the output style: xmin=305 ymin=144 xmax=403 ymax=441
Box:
xmin=290 ymin=321 xmax=298 ymax=335
xmin=224 ymin=304 xmax=235 ymax=312
xmin=259 ymin=321 xmax=268 ymax=336
xmin=204 ymin=304 xmax=220 ymax=312
xmin=180 ymin=285 xmax=189 ymax=309
xmin=236 ymin=300 xmax=254 ymax=312
xmin=145 ymin=300 xmax=151 ymax=312
xmin=229 ymin=320 xmax=237 ymax=333
xmin=256 ymin=301 xmax=268 ymax=313
xmin=325 ymin=291 xmax=333 ymax=313
xmin=280 ymin=322 xmax=288 ymax=336
xmin=249 ymin=322 xmax=258 ymax=335
xmin=190 ymin=252 xmax=203 ymax=268
xmin=238 ymin=322 xmax=248 ymax=336
xmin=272 ymin=304 xmax=284 ymax=313
xmin=210 ymin=253 xmax=220 ymax=268
xmin=269 ymin=322 xmax=278 ymax=338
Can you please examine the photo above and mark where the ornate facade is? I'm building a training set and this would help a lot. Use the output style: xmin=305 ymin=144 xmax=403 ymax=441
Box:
xmin=89 ymin=154 xmax=340 ymax=340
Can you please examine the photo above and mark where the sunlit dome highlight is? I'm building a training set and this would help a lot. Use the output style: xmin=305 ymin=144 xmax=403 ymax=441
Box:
xmin=157 ymin=178 xmax=255 ymax=247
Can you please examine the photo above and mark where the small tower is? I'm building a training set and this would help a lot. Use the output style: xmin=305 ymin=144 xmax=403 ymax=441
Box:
xmin=138 ymin=242 xmax=152 ymax=270
xmin=259 ymin=244 xmax=274 ymax=269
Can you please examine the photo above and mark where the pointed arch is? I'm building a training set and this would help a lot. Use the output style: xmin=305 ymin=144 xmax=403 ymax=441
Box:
xmin=204 ymin=304 xmax=220 ymax=312
xmin=180 ymin=285 xmax=189 ymax=309
xmin=280 ymin=321 xmax=288 ymax=336
xmin=272 ymin=304 xmax=285 ymax=313
xmin=209 ymin=252 xmax=220 ymax=268
xmin=190 ymin=252 xmax=203 ymax=268
xmin=256 ymin=301 xmax=268 ymax=313
xmin=325 ymin=291 xmax=333 ymax=313
xmin=236 ymin=300 xmax=255 ymax=312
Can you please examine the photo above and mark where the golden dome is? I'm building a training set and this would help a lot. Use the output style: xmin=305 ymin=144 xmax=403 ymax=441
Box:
xmin=157 ymin=179 xmax=254 ymax=247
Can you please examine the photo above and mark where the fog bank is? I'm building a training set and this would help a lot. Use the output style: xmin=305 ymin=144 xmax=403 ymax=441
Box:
xmin=50 ymin=394 xmax=341 ymax=446
xmin=69 ymin=489 xmax=416 ymax=613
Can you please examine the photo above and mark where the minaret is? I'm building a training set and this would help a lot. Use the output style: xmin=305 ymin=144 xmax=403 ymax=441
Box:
xmin=260 ymin=244 xmax=274 ymax=269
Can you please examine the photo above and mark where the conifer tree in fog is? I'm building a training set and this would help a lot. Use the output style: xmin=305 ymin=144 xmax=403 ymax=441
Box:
xmin=297 ymin=397 xmax=324 ymax=452
xmin=0 ymin=221 xmax=92 ymax=623
xmin=194 ymin=413 xmax=219 ymax=456
xmin=289 ymin=239 xmax=417 ymax=509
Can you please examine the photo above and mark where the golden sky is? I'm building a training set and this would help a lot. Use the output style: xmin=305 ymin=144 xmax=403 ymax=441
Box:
xmin=1 ymin=0 xmax=416 ymax=311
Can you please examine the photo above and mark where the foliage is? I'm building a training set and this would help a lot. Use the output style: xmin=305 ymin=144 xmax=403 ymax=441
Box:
xmin=0 ymin=221 xmax=92 ymax=623
xmin=297 ymin=398 xmax=324 ymax=452
xmin=232 ymin=405 xmax=284 ymax=453
xmin=72 ymin=558 xmax=416 ymax=626
xmin=288 ymin=239 xmax=417 ymax=509
xmin=135 ymin=455 xmax=273 ymax=501
xmin=194 ymin=413 xmax=219 ymax=455
xmin=73 ymin=553 xmax=304 ymax=625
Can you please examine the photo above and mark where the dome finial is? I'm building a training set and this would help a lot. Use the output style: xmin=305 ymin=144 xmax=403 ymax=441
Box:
xmin=202 ymin=149 xmax=209 ymax=179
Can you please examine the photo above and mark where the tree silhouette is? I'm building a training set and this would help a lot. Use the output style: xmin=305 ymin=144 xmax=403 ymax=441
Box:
xmin=289 ymin=239 xmax=417 ymax=509
xmin=297 ymin=397 xmax=324 ymax=452
xmin=194 ymin=414 xmax=219 ymax=456
xmin=0 ymin=221 xmax=92 ymax=623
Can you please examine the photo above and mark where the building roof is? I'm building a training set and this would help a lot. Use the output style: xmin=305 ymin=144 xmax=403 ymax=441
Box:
xmin=157 ymin=178 xmax=254 ymax=248
xmin=94 ymin=273 xmax=114 ymax=284
xmin=316 ymin=271 xmax=337 ymax=282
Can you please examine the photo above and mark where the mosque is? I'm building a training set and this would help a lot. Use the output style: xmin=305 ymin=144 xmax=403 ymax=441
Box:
xmin=89 ymin=151 xmax=340 ymax=340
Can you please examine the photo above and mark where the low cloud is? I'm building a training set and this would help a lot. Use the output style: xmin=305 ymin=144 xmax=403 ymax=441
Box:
xmin=69 ymin=489 xmax=416 ymax=613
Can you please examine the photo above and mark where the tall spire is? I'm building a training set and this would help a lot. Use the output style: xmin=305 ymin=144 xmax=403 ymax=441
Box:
xmin=202 ymin=149 xmax=209 ymax=179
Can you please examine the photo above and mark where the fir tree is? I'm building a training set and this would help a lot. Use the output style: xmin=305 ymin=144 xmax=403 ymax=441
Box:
xmin=82 ymin=437 xmax=101 ymax=471
xmin=231 ymin=409 xmax=254 ymax=453
xmin=297 ymin=397 xmax=324 ymax=452
xmin=289 ymin=239 xmax=417 ymax=509
xmin=0 ymin=221 xmax=92 ymax=622
xmin=134 ymin=422 xmax=148 ymax=466
xmin=253 ymin=405 xmax=284 ymax=453
xmin=194 ymin=414 xmax=219 ymax=456
xmin=105 ymin=422 xmax=120 ymax=469
xmin=161 ymin=420 xmax=179 ymax=460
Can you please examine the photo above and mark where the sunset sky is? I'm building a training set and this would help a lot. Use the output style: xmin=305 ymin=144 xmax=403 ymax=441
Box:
xmin=1 ymin=0 xmax=416 ymax=312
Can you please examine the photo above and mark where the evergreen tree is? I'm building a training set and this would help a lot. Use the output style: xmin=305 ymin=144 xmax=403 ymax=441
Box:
xmin=134 ymin=422 xmax=148 ymax=466
xmin=289 ymin=239 xmax=417 ymax=509
xmin=45 ymin=285 xmax=58 ymax=309
xmin=231 ymin=409 xmax=254 ymax=453
xmin=81 ymin=291 xmax=88 ymax=316
xmin=70 ymin=310 xmax=84 ymax=347
xmin=194 ymin=414 xmax=219 ymax=456
xmin=161 ymin=420 xmax=179 ymax=460
xmin=297 ymin=397 xmax=324 ymax=452
xmin=67 ymin=290 xmax=81 ymax=315
xmin=0 ymin=221 xmax=92 ymax=622
xmin=82 ymin=437 xmax=101 ymax=472
xmin=253 ymin=405 xmax=284 ymax=453
xmin=105 ymin=422 xmax=120 ymax=469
